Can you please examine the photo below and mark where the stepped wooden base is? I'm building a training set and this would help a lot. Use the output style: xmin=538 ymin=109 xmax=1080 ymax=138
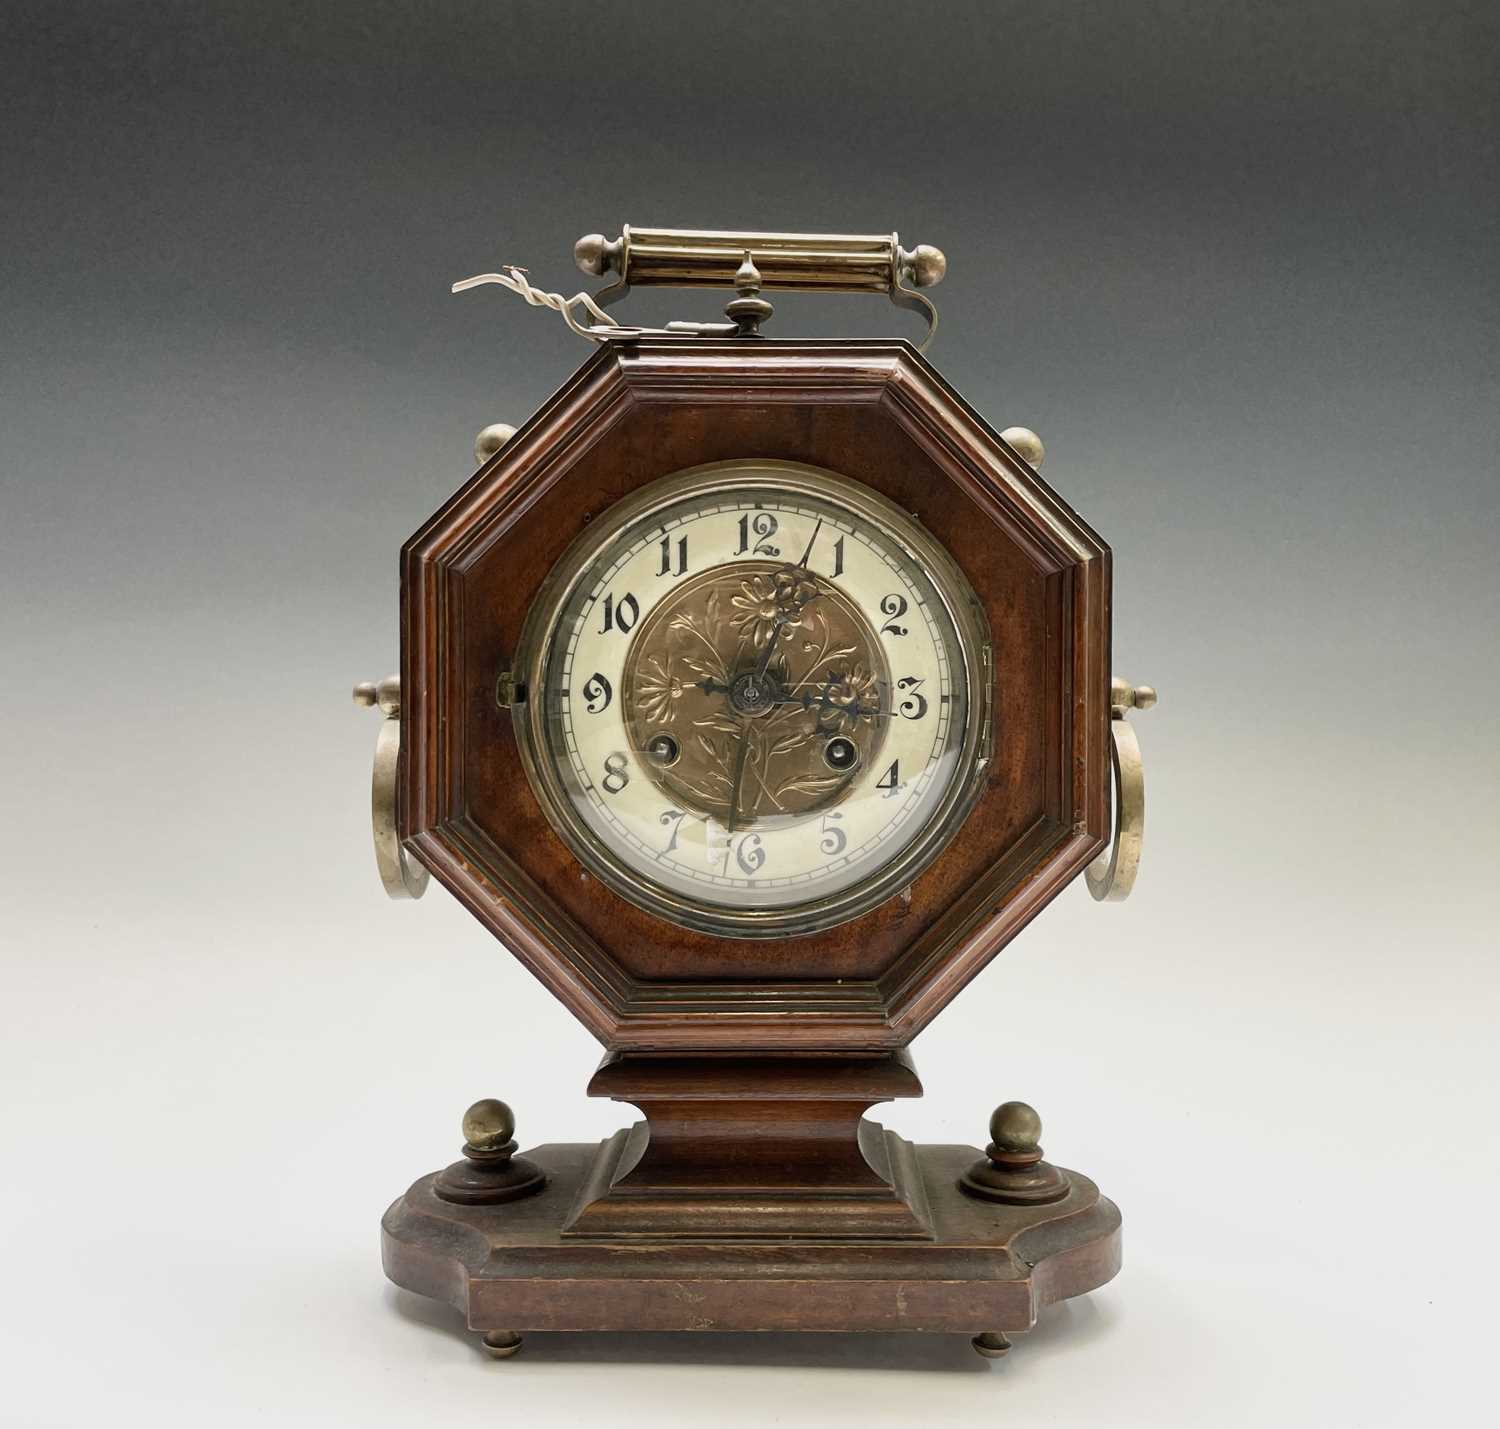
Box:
xmin=381 ymin=1134 xmax=1121 ymax=1354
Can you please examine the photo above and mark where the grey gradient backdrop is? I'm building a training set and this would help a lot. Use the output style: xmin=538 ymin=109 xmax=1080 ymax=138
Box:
xmin=4 ymin=3 xmax=1497 ymax=1425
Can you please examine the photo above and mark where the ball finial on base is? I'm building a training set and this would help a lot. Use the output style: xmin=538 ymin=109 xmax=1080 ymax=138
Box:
xmin=434 ymin=1097 xmax=546 ymax=1206
xmin=463 ymin=1098 xmax=515 ymax=1151
xmin=989 ymin=1100 xmax=1043 ymax=1154
xmin=959 ymin=1099 xmax=1070 ymax=1205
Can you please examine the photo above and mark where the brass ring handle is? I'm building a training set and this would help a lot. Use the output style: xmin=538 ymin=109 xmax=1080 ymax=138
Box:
xmin=354 ymin=677 xmax=429 ymax=901
xmin=1086 ymin=680 xmax=1155 ymax=903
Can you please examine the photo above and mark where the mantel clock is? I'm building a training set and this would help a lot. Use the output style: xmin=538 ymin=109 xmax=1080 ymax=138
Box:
xmin=354 ymin=225 xmax=1154 ymax=1362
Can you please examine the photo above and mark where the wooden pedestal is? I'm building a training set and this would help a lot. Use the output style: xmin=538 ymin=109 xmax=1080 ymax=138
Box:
xmin=381 ymin=1054 xmax=1121 ymax=1358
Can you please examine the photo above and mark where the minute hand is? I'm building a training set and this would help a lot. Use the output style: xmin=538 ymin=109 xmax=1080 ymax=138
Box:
xmin=794 ymin=518 xmax=823 ymax=571
xmin=753 ymin=520 xmax=826 ymax=681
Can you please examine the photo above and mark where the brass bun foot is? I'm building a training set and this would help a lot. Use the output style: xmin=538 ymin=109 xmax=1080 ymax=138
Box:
xmin=972 ymin=1331 xmax=1012 ymax=1358
xmin=481 ymin=1330 xmax=523 ymax=1359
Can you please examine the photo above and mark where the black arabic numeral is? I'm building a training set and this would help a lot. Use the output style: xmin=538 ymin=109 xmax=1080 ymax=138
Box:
xmin=582 ymin=672 xmax=612 ymax=713
xmin=876 ymin=759 xmax=901 ymax=796
xmin=602 ymin=752 xmax=630 ymax=794
xmin=736 ymin=511 xmax=780 ymax=556
xmin=879 ymin=593 xmax=909 ymax=636
xmin=831 ymin=535 xmax=845 ymax=577
xmin=897 ymin=676 xmax=928 ymax=720
xmin=599 ymin=591 xmax=639 ymax=634
xmin=658 ymin=535 xmax=687 ymax=577
xmin=734 ymin=833 xmax=766 ymax=876
xmin=819 ymin=811 xmax=846 ymax=856
xmin=658 ymin=807 xmax=687 ymax=855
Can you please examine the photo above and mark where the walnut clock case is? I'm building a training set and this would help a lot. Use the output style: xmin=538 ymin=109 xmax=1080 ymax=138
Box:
xmin=353 ymin=226 xmax=1155 ymax=1362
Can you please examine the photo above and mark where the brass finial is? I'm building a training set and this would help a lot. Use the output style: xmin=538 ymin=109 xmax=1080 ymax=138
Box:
xmin=434 ymin=1097 xmax=547 ymax=1206
xmin=900 ymin=243 xmax=948 ymax=288
xmin=959 ymin=1100 xmax=1069 ymax=1205
xmin=724 ymin=252 xmax=774 ymax=336
xmin=989 ymin=1100 xmax=1043 ymax=1153
xmin=1000 ymin=426 xmax=1046 ymax=468
xmin=573 ymin=232 xmax=622 ymax=276
xmin=462 ymin=1097 xmax=516 ymax=1151
xmin=353 ymin=675 xmax=401 ymax=716
xmin=1110 ymin=677 xmax=1158 ymax=714
xmin=474 ymin=422 xmax=517 ymax=468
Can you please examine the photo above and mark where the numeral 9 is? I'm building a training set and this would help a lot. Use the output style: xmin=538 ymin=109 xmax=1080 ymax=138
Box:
xmin=582 ymin=672 xmax=612 ymax=713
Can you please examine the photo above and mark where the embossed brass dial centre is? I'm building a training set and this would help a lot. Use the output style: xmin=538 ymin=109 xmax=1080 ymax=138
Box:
xmin=621 ymin=560 xmax=890 ymax=826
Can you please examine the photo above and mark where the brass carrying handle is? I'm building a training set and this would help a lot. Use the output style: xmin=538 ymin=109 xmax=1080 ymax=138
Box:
xmin=353 ymin=676 xmax=429 ymax=900
xmin=574 ymin=227 xmax=947 ymax=294
xmin=1086 ymin=679 xmax=1156 ymax=903
xmin=573 ymin=226 xmax=947 ymax=348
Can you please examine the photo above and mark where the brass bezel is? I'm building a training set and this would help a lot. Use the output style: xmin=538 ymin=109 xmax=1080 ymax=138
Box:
xmin=510 ymin=460 xmax=994 ymax=939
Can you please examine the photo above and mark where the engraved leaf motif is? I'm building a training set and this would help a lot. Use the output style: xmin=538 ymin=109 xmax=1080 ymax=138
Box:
xmin=667 ymin=607 xmax=730 ymax=682
xmin=769 ymin=728 xmax=815 ymax=757
xmin=774 ymin=771 xmax=848 ymax=800
xmin=683 ymin=768 xmax=733 ymax=795
xmin=693 ymin=712 xmax=742 ymax=737
xmin=678 ymin=651 xmax=719 ymax=681
xmin=633 ymin=653 xmax=680 ymax=726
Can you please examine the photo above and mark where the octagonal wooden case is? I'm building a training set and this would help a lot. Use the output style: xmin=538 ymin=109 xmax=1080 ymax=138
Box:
xmin=401 ymin=338 xmax=1111 ymax=1051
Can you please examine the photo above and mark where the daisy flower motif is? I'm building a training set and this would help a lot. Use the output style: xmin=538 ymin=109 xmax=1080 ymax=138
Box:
xmin=730 ymin=573 xmax=788 ymax=648
xmin=824 ymin=664 xmax=882 ymax=721
xmin=730 ymin=570 xmax=820 ymax=648
xmin=634 ymin=654 xmax=689 ymax=726
xmin=772 ymin=567 xmax=819 ymax=611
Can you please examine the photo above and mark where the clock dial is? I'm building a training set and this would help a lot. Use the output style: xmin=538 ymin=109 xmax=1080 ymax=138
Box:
xmin=512 ymin=461 xmax=992 ymax=938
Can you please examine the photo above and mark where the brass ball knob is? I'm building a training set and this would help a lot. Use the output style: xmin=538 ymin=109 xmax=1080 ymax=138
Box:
xmin=989 ymin=1100 xmax=1042 ymax=1154
xmin=474 ymin=423 xmax=517 ymax=467
xmin=574 ymin=233 xmax=610 ymax=276
xmin=462 ymin=1098 xmax=515 ymax=1151
xmin=354 ymin=677 xmax=400 ymax=714
xmin=905 ymin=243 xmax=947 ymax=288
xmin=1111 ymin=676 xmax=1159 ymax=713
xmin=1000 ymin=427 xmax=1046 ymax=468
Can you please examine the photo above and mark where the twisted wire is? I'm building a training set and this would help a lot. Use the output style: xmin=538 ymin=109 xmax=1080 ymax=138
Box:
xmin=451 ymin=266 xmax=621 ymax=341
